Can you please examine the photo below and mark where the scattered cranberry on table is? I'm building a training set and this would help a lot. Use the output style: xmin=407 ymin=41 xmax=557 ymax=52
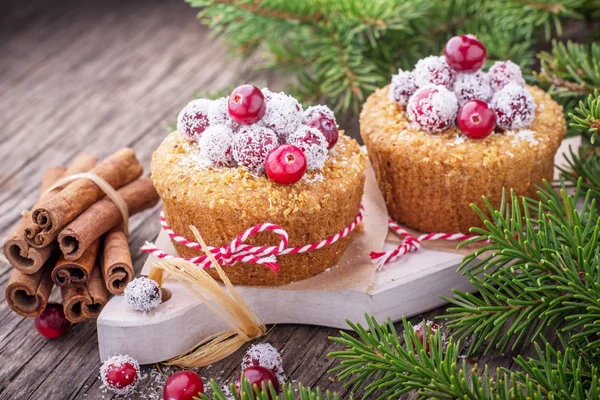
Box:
xmin=34 ymin=303 xmax=70 ymax=339
xmin=236 ymin=365 xmax=280 ymax=399
xmin=265 ymin=144 xmax=307 ymax=185
xmin=228 ymin=84 xmax=267 ymax=125
xmin=444 ymin=34 xmax=487 ymax=72
xmin=413 ymin=321 xmax=441 ymax=356
xmin=457 ymin=99 xmax=497 ymax=139
xmin=163 ymin=370 xmax=204 ymax=400
xmin=100 ymin=355 xmax=141 ymax=395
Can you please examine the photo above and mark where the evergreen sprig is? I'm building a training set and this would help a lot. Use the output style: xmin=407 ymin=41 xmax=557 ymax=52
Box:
xmin=568 ymin=90 xmax=600 ymax=144
xmin=559 ymin=146 xmax=600 ymax=196
xmin=186 ymin=0 xmax=599 ymax=114
xmin=439 ymin=179 xmax=600 ymax=358
xmin=199 ymin=378 xmax=340 ymax=399
xmin=328 ymin=316 xmax=600 ymax=400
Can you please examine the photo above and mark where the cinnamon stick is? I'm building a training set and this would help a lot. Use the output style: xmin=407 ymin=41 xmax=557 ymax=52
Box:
xmin=61 ymin=265 xmax=108 ymax=323
xmin=5 ymin=254 xmax=57 ymax=317
xmin=28 ymin=148 xmax=143 ymax=248
xmin=101 ymin=225 xmax=134 ymax=294
xmin=3 ymin=166 xmax=66 ymax=274
xmin=23 ymin=154 xmax=98 ymax=242
xmin=51 ymin=240 xmax=100 ymax=286
xmin=58 ymin=178 xmax=158 ymax=260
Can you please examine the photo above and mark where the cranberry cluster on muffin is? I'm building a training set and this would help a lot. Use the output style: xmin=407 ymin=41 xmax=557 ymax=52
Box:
xmin=361 ymin=35 xmax=566 ymax=233
xmin=152 ymin=85 xmax=366 ymax=285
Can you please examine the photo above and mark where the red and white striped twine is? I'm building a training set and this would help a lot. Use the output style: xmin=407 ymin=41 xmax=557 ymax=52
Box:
xmin=369 ymin=219 xmax=478 ymax=270
xmin=140 ymin=204 xmax=365 ymax=273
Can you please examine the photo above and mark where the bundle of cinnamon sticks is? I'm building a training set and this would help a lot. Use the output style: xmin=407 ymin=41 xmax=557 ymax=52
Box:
xmin=3 ymin=149 xmax=159 ymax=323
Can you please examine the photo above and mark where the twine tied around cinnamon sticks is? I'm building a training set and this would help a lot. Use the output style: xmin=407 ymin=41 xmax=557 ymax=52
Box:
xmin=23 ymin=172 xmax=130 ymax=236
xmin=149 ymin=226 xmax=266 ymax=367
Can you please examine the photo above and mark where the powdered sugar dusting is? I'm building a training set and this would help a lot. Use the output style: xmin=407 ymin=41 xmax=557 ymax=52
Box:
xmin=287 ymin=125 xmax=328 ymax=170
xmin=177 ymin=99 xmax=212 ymax=141
xmin=505 ymin=129 xmax=539 ymax=145
xmin=302 ymin=105 xmax=335 ymax=123
xmin=491 ymin=83 xmax=536 ymax=130
xmin=389 ymin=69 xmax=418 ymax=106
xmin=453 ymin=71 xmax=492 ymax=105
xmin=414 ymin=56 xmax=455 ymax=88
xmin=407 ymin=85 xmax=459 ymax=132
xmin=241 ymin=343 xmax=286 ymax=385
xmin=260 ymin=88 xmax=302 ymax=141
xmin=488 ymin=60 xmax=525 ymax=91
xmin=447 ymin=134 xmax=467 ymax=146
xmin=99 ymin=355 xmax=140 ymax=396
xmin=124 ymin=277 xmax=162 ymax=312
xmin=208 ymin=97 xmax=239 ymax=131
xmin=199 ymin=124 xmax=236 ymax=167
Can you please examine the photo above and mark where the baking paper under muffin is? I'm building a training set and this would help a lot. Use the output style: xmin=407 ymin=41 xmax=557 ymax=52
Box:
xmin=151 ymin=131 xmax=366 ymax=286
xmin=360 ymin=85 xmax=566 ymax=233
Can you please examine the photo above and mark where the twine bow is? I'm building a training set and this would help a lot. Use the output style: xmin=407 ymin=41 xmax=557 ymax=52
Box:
xmin=141 ymin=204 xmax=365 ymax=272
xmin=370 ymin=219 xmax=477 ymax=270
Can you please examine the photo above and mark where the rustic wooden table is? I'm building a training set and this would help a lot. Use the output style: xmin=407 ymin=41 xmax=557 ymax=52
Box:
xmin=0 ymin=1 xmax=531 ymax=399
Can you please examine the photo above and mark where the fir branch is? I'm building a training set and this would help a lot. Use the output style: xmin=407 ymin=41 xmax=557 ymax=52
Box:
xmin=559 ymin=146 xmax=600 ymax=196
xmin=441 ymin=179 xmax=600 ymax=357
xmin=199 ymin=379 xmax=340 ymax=399
xmin=328 ymin=316 xmax=600 ymax=399
xmin=569 ymin=90 xmax=600 ymax=144
xmin=536 ymin=41 xmax=600 ymax=98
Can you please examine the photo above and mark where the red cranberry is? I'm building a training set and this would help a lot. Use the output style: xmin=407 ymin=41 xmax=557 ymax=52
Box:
xmin=444 ymin=35 xmax=487 ymax=72
xmin=235 ymin=366 xmax=280 ymax=399
xmin=241 ymin=343 xmax=285 ymax=384
xmin=304 ymin=112 xmax=338 ymax=150
xmin=177 ymin=99 xmax=212 ymax=141
xmin=228 ymin=85 xmax=266 ymax=125
xmin=413 ymin=321 xmax=440 ymax=356
xmin=407 ymin=85 xmax=459 ymax=132
xmin=490 ymin=83 xmax=536 ymax=130
xmin=389 ymin=69 xmax=418 ymax=106
xmin=34 ymin=303 xmax=70 ymax=339
xmin=457 ymin=100 xmax=496 ymax=139
xmin=232 ymin=126 xmax=279 ymax=175
xmin=163 ymin=370 xmax=204 ymax=400
xmin=265 ymin=145 xmax=307 ymax=185
xmin=199 ymin=125 xmax=236 ymax=168
xmin=100 ymin=355 xmax=140 ymax=395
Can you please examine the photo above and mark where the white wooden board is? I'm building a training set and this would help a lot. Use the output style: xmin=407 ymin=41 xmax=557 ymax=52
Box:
xmin=97 ymin=137 xmax=580 ymax=364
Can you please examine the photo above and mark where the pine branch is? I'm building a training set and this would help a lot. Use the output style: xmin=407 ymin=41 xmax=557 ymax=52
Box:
xmin=569 ymin=90 xmax=600 ymax=144
xmin=559 ymin=146 xmax=600 ymax=196
xmin=440 ymin=179 xmax=600 ymax=358
xmin=536 ymin=41 xmax=600 ymax=98
xmin=328 ymin=315 xmax=600 ymax=399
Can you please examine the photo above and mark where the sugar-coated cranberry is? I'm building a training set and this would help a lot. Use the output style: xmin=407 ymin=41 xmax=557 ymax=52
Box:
xmin=199 ymin=125 xmax=237 ymax=167
xmin=444 ymin=35 xmax=487 ymax=72
xmin=389 ymin=69 xmax=418 ymax=106
xmin=457 ymin=100 xmax=496 ymax=139
xmin=413 ymin=321 xmax=441 ymax=356
xmin=228 ymin=85 xmax=267 ymax=125
xmin=235 ymin=366 xmax=280 ymax=399
xmin=124 ymin=277 xmax=162 ymax=312
xmin=491 ymin=83 xmax=536 ymax=130
xmin=163 ymin=370 xmax=204 ymax=400
xmin=241 ymin=343 xmax=286 ymax=385
xmin=287 ymin=125 xmax=328 ymax=170
xmin=177 ymin=99 xmax=212 ymax=141
xmin=453 ymin=71 xmax=492 ymax=106
xmin=260 ymin=89 xmax=303 ymax=141
xmin=407 ymin=85 xmax=459 ymax=132
xmin=34 ymin=303 xmax=70 ymax=339
xmin=232 ymin=126 xmax=279 ymax=175
xmin=488 ymin=60 xmax=525 ymax=92
xmin=100 ymin=355 xmax=140 ymax=395
xmin=208 ymin=97 xmax=240 ymax=131
xmin=414 ymin=56 xmax=455 ymax=88
xmin=265 ymin=145 xmax=307 ymax=185
xmin=303 ymin=105 xmax=338 ymax=149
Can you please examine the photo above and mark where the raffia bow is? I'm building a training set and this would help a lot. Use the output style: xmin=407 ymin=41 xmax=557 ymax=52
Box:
xmin=149 ymin=226 xmax=267 ymax=367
